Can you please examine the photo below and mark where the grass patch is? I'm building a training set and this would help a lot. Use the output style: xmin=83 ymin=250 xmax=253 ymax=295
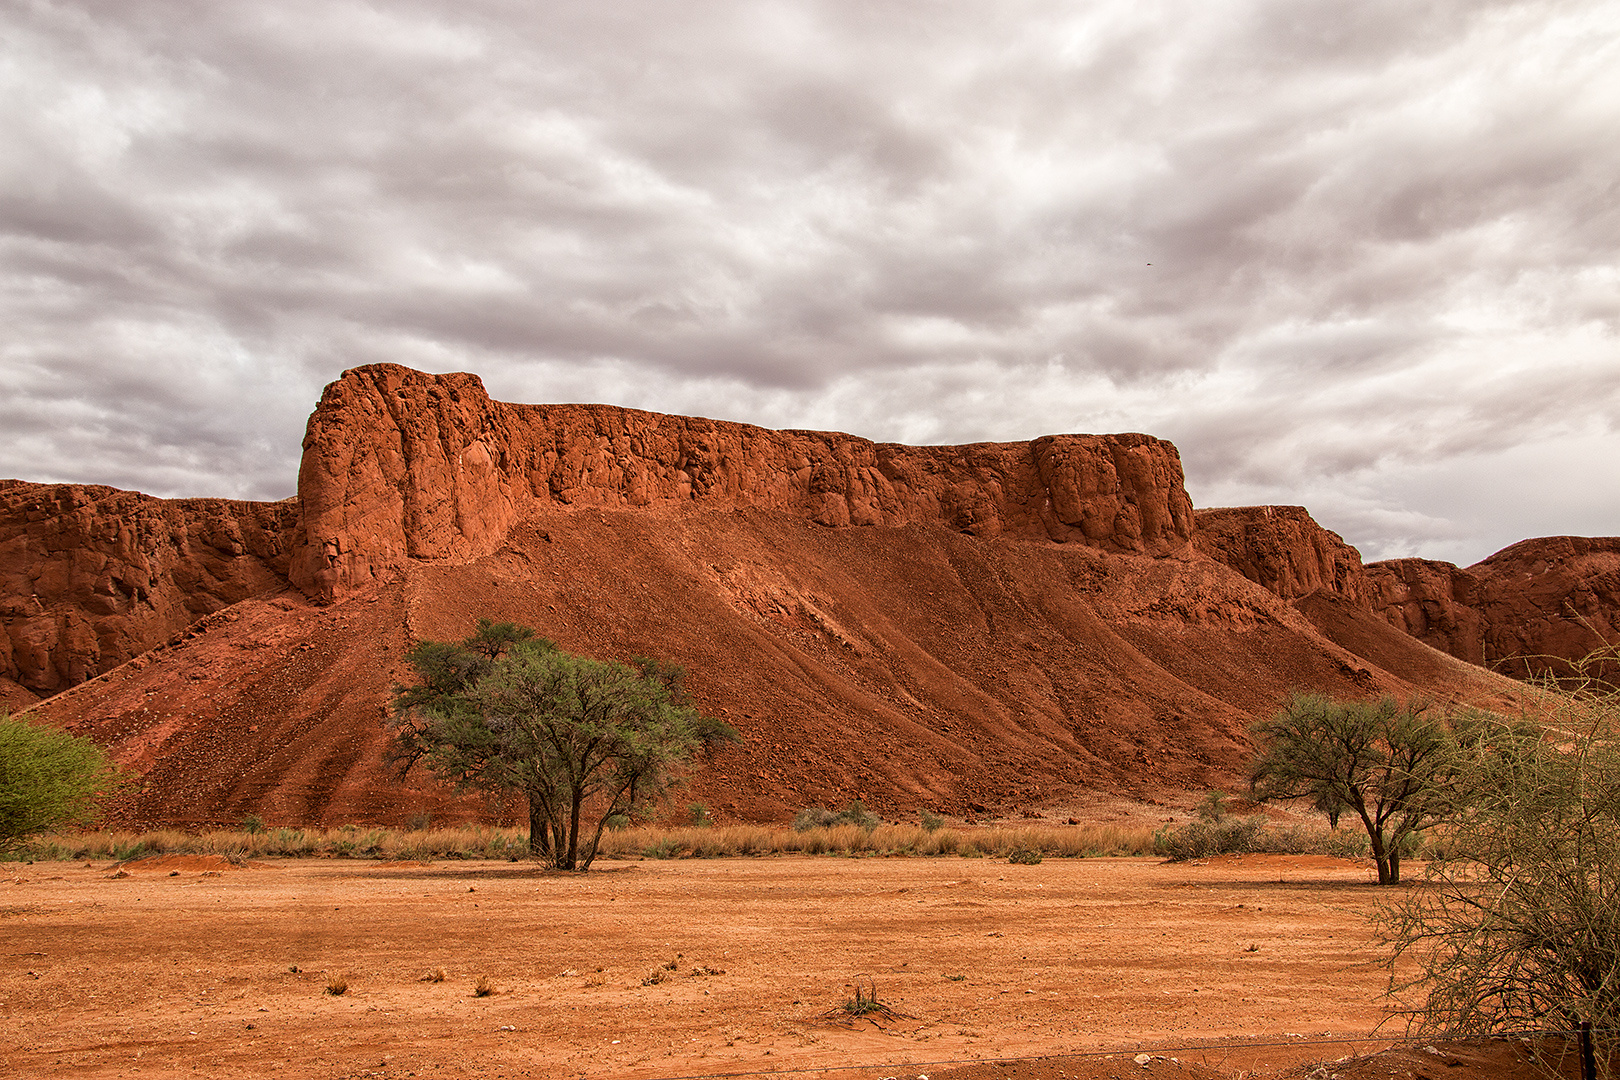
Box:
xmin=12 ymin=817 xmax=1385 ymax=864
xmin=12 ymin=824 xmax=532 ymax=863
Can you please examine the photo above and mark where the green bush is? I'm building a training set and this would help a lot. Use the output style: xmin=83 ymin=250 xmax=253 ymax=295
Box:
xmin=1154 ymin=816 xmax=1267 ymax=860
xmin=1194 ymin=790 xmax=1230 ymax=823
xmin=0 ymin=712 xmax=122 ymax=852
xmin=792 ymin=800 xmax=879 ymax=832
xmin=641 ymin=838 xmax=682 ymax=859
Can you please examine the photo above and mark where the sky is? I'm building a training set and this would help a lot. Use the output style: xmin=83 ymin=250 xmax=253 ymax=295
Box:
xmin=3 ymin=1 xmax=1617 ymax=566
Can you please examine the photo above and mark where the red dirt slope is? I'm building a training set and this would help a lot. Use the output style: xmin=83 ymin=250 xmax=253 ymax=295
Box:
xmin=32 ymin=501 xmax=1527 ymax=829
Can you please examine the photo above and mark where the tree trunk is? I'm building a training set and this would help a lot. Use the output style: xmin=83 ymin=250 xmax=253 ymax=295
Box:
xmin=1388 ymin=846 xmax=1401 ymax=885
xmin=563 ymin=791 xmax=583 ymax=871
xmin=1368 ymin=829 xmax=1393 ymax=885
xmin=528 ymin=800 xmax=549 ymax=859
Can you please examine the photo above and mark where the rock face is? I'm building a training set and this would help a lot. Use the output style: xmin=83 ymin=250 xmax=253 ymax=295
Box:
xmin=1368 ymin=537 xmax=1620 ymax=678
xmin=1194 ymin=506 xmax=1369 ymax=604
xmin=1365 ymin=558 xmax=1486 ymax=666
xmin=0 ymin=481 xmax=298 ymax=702
xmin=290 ymin=364 xmax=1197 ymax=601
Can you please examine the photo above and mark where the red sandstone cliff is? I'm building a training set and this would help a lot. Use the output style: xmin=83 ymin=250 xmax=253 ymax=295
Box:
xmin=1194 ymin=506 xmax=1370 ymax=605
xmin=1368 ymin=537 xmax=1620 ymax=678
xmin=289 ymin=365 xmax=1196 ymax=601
xmin=0 ymin=481 xmax=299 ymax=706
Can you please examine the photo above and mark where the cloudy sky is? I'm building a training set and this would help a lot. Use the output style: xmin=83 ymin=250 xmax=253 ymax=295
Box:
xmin=3 ymin=0 xmax=1617 ymax=565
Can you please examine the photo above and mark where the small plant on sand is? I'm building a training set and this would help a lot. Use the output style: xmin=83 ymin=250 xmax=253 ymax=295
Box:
xmin=1195 ymin=790 xmax=1229 ymax=823
xmin=325 ymin=974 xmax=348 ymax=996
xmin=641 ymin=958 xmax=679 ymax=986
xmin=473 ymin=975 xmax=494 ymax=997
xmin=1007 ymin=845 xmax=1043 ymax=864
xmin=421 ymin=967 xmax=446 ymax=983
xmin=837 ymin=978 xmax=897 ymax=1020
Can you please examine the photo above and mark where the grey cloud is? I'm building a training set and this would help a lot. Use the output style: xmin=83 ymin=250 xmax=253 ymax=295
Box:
xmin=1 ymin=0 xmax=1616 ymax=563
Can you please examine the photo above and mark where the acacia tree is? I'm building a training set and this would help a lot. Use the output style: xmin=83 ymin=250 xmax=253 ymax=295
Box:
xmin=388 ymin=620 xmax=735 ymax=870
xmin=0 ymin=711 xmax=122 ymax=850
xmin=1248 ymin=693 xmax=1460 ymax=884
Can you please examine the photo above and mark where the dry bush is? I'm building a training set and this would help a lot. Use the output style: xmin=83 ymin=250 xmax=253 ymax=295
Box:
xmin=472 ymin=975 xmax=494 ymax=998
xmin=325 ymin=974 xmax=348 ymax=996
xmin=1376 ymin=653 xmax=1620 ymax=1070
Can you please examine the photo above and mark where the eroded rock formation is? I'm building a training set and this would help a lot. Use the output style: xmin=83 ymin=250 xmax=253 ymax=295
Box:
xmin=1194 ymin=506 xmax=1369 ymax=604
xmin=1365 ymin=558 xmax=1486 ymax=667
xmin=1368 ymin=537 xmax=1620 ymax=678
xmin=5 ymin=357 xmax=1617 ymax=810
xmin=290 ymin=365 xmax=1197 ymax=601
xmin=0 ymin=481 xmax=298 ymax=704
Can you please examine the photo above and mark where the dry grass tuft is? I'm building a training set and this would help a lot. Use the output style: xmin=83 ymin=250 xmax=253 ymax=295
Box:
xmin=473 ymin=975 xmax=494 ymax=997
xmin=324 ymin=974 xmax=348 ymax=996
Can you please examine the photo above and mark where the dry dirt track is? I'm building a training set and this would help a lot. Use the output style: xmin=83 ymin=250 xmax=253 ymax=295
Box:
xmin=0 ymin=854 xmax=1582 ymax=1080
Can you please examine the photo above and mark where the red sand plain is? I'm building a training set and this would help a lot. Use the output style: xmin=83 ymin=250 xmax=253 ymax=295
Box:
xmin=0 ymin=853 xmax=1590 ymax=1080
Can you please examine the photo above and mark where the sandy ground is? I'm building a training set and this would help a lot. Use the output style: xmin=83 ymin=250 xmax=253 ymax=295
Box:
xmin=0 ymin=853 xmax=1590 ymax=1080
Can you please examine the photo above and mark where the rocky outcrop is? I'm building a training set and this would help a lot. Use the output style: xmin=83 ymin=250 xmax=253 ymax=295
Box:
xmin=1365 ymin=558 xmax=1486 ymax=666
xmin=1368 ymin=537 xmax=1620 ymax=678
xmin=0 ymin=481 xmax=299 ymax=698
xmin=1194 ymin=506 xmax=1370 ymax=604
xmin=290 ymin=364 xmax=1197 ymax=600
xmin=7 ymin=362 xmax=1615 ymax=723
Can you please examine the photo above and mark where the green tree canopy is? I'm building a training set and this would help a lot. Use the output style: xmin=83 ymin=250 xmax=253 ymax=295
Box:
xmin=1248 ymin=693 xmax=1461 ymax=884
xmin=388 ymin=620 xmax=736 ymax=870
xmin=0 ymin=711 xmax=122 ymax=850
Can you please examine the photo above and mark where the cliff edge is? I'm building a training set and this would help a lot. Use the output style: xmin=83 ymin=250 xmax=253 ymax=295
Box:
xmin=289 ymin=365 xmax=1197 ymax=600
